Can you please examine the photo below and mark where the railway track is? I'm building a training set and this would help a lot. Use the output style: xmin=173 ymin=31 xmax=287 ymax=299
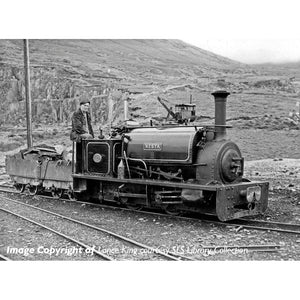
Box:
xmin=0 ymin=194 xmax=189 ymax=261
xmin=224 ymin=218 xmax=300 ymax=235
xmin=1 ymin=185 xmax=299 ymax=238
xmin=0 ymin=253 xmax=11 ymax=261
xmin=0 ymin=206 xmax=113 ymax=260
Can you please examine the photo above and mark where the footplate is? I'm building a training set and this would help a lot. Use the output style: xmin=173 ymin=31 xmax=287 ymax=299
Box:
xmin=215 ymin=181 xmax=269 ymax=221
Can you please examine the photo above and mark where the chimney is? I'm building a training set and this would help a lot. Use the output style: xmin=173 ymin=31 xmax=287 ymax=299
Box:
xmin=211 ymin=90 xmax=230 ymax=139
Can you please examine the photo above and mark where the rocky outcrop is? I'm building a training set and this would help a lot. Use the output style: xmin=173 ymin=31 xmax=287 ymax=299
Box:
xmin=0 ymin=63 xmax=127 ymax=126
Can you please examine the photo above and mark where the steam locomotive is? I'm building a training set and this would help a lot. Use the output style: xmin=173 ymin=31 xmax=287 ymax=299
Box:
xmin=6 ymin=91 xmax=269 ymax=221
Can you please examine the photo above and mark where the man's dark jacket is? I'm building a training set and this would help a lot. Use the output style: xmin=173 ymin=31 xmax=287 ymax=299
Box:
xmin=70 ymin=108 xmax=94 ymax=142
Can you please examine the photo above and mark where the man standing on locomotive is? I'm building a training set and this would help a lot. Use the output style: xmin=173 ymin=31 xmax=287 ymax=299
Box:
xmin=70 ymin=100 xmax=94 ymax=142
xmin=70 ymin=100 xmax=94 ymax=173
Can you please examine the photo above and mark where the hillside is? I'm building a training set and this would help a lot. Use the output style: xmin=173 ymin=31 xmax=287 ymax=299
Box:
xmin=0 ymin=39 xmax=299 ymax=130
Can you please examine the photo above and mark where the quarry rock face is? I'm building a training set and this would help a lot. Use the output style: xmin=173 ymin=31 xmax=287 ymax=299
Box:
xmin=0 ymin=63 xmax=125 ymax=126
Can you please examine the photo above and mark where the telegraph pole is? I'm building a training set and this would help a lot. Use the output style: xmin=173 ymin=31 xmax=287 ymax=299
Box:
xmin=23 ymin=39 xmax=33 ymax=148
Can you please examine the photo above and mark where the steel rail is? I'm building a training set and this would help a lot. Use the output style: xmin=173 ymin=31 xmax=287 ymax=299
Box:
xmin=0 ymin=186 xmax=23 ymax=195
xmin=0 ymin=253 xmax=12 ymax=261
xmin=2 ymin=185 xmax=299 ymax=236
xmin=0 ymin=185 xmax=199 ymax=223
xmin=224 ymin=219 xmax=300 ymax=235
xmin=0 ymin=195 xmax=181 ymax=261
xmin=0 ymin=206 xmax=113 ymax=261
xmin=1 ymin=186 xmax=182 ymax=219
xmin=239 ymin=218 xmax=300 ymax=231
xmin=0 ymin=186 xmax=74 ymax=203
xmin=0 ymin=186 xmax=14 ymax=191
xmin=211 ymin=220 xmax=300 ymax=235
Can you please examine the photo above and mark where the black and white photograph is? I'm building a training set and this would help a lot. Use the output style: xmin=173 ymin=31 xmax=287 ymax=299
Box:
xmin=1 ymin=37 xmax=300 ymax=261
xmin=0 ymin=0 xmax=299 ymax=299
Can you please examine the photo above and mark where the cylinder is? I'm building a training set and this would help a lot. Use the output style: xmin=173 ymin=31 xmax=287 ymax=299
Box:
xmin=211 ymin=90 xmax=230 ymax=139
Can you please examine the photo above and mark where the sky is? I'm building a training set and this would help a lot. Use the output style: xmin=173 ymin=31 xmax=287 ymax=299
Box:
xmin=183 ymin=39 xmax=300 ymax=64
xmin=2 ymin=0 xmax=300 ymax=64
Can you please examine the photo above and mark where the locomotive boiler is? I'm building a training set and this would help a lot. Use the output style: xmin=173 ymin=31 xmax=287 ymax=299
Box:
xmin=6 ymin=90 xmax=269 ymax=221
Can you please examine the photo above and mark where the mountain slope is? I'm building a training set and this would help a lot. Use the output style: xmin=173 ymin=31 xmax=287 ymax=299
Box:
xmin=0 ymin=39 xmax=249 ymax=87
xmin=0 ymin=39 xmax=298 ymax=129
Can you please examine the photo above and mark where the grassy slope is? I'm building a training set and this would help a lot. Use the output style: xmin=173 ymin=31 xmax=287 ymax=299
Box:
xmin=0 ymin=39 xmax=245 ymax=80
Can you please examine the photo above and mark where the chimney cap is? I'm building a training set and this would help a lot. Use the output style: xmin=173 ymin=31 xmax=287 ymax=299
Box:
xmin=211 ymin=90 xmax=230 ymax=97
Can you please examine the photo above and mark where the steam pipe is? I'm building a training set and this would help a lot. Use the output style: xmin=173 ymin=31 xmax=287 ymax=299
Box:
xmin=211 ymin=90 xmax=230 ymax=139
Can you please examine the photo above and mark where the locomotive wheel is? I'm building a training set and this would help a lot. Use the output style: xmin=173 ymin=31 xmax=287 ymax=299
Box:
xmin=67 ymin=190 xmax=75 ymax=201
xmin=51 ymin=188 xmax=64 ymax=199
xmin=164 ymin=205 xmax=180 ymax=216
xmin=15 ymin=184 xmax=25 ymax=193
xmin=28 ymin=185 xmax=40 ymax=196
xmin=123 ymin=198 xmax=143 ymax=211
xmin=74 ymin=191 xmax=90 ymax=201
xmin=126 ymin=203 xmax=143 ymax=211
xmin=58 ymin=189 xmax=64 ymax=198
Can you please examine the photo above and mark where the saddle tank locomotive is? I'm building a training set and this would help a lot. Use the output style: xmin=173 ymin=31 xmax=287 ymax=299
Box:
xmin=6 ymin=90 xmax=269 ymax=221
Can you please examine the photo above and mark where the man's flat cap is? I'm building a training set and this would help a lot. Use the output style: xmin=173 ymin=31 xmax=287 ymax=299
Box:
xmin=80 ymin=100 xmax=90 ymax=105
